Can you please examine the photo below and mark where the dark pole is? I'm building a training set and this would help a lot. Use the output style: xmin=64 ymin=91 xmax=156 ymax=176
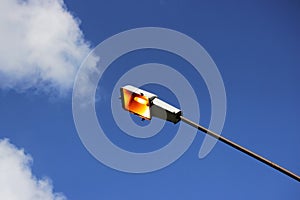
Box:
xmin=180 ymin=115 xmax=300 ymax=182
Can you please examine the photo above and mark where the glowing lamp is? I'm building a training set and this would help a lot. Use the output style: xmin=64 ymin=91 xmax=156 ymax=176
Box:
xmin=120 ymin=85 xmax=156 ymax=120
xmin=120 ymin=85 xmax=181 ymax=123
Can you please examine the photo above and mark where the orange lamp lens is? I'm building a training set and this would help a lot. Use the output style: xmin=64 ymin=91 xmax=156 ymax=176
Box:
xmin=121 ymin=88 xmax=151 ymax=120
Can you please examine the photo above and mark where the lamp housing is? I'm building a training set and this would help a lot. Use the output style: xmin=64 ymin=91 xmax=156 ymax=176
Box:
xmin=120 ymin=85 xmax=181 ymax=123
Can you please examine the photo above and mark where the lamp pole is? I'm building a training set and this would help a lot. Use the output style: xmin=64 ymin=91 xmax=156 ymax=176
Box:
xmin=180 ymin=115 xmax=300 ymax=182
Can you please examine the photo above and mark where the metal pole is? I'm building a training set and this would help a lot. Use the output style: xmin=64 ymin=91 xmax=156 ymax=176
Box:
xmin=180 ymin=115 xmax=300 ymax=182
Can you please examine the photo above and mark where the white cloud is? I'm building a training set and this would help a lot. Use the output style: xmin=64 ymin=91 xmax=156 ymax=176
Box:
xmin=0 ymin=138 xmax=66 ymax=200
xmin=0 ymin=0 xmax=91 ymax=94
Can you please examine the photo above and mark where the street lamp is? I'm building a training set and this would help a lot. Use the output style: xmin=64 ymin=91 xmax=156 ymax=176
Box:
xmin=120 ymin=85 xmax=300 ymax=182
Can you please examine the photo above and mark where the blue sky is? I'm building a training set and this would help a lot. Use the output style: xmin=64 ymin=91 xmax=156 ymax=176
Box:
xmin=0 ymin=0 xmax=299 ymax=199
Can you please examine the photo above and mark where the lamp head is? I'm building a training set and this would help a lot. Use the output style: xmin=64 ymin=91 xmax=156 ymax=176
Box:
xmin=120 ymin=85 xmax=182 ymax=123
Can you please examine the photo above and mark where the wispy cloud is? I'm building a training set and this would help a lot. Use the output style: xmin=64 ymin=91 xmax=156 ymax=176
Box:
xmin=0 ymin=0 xmax=90 ymax=94
xmin=0 ymin=138 xmax=66 ymax=200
